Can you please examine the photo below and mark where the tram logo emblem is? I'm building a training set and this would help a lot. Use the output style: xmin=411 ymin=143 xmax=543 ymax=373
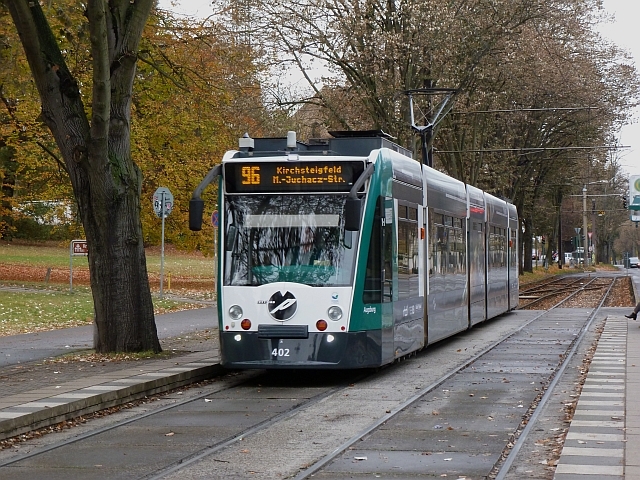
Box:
xmin=268 ymin=291 xmax=298 ymax=321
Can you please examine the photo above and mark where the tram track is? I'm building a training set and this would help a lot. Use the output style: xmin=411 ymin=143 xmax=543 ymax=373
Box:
xmin=491 ymin=274 xmax=615 ymax=479
xmin=293 ymin=276 xmax=616 ymax=480
xmin=0 ymin=275 xmax=625 ymax=479
xmin=0 ymin=368 xmax=372 ymax=478
xmin=157 ymin=309 xmax=554 ymax=480
xmin=519 ymin=275 xmax=587 ymax=294
xmin=0 ymin=311 xmax=538 ymax=479
xmin=518 ymin=275 xmax=597 ymax=309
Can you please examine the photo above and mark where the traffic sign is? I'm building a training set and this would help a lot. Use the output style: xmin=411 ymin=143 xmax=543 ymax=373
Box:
xmin=71 ymin=239 xmax=88 ymax=255
xmin=153 ymin=187 xmax=174 ymax=218
xmin=211 ymin=210 xmax=219 ymax=228
xmin=69 ymin=239 xmax=88 ymax=292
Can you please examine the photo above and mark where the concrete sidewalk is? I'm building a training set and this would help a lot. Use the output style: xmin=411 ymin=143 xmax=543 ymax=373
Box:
xmin=553 ymin=269 xmax=640 ymax=479
xmin=552 ymin=313 xmax=640 ymax=479
xmin=0 ymin=349 xmax=222 ymax=441
xmin=0 ymin=305 xmax=222 ymax=441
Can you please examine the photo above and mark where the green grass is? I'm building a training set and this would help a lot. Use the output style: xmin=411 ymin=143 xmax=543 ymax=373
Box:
xmin=0 ymin=289 xmax=95 ymax=335
xmin=145 ymin=251 xmax=216 ymax=279
xmin=0 ymin=242 xmax=214 ymax=336
xmin=0 ymin=288 xmax=203 ymax=336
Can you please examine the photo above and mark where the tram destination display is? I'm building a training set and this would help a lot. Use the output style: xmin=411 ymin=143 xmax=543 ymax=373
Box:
xmin=224 ymin=161 xmax=365 ymax=193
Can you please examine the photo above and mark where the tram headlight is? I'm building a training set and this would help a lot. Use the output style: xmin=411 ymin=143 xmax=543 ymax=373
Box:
xmin=327 ymin=306 xmax=343 ymax=321
xmin=229 ymin=304 xmax=243 ymax=320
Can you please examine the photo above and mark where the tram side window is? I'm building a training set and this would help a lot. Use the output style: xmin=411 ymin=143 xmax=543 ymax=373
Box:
xmin=451 ymin=225 xmax=466 ymax=274
xmin=398 ymin=205 xmax=419 ymax=300
xmin=430 ymin=213 xmax=466 ymax=276
xmin=489 ymin=226 xmax=507 ymax=268
xmin=447 ymin=227 xmax=456 ymax=272
xmin=363 ymin=197 xmax=383 ymax=304
xmin=429 ymin=213 xmax=445 ymax=276
xmin=489 ymin=226 xmax=496 ymax=267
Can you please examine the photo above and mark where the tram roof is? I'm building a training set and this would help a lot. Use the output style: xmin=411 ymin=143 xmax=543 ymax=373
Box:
xmin=232 ymin=130 xmax=413 ymax=159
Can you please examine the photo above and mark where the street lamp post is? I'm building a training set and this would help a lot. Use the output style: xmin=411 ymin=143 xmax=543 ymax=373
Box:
xmin=583 ymin=185 xmax=588 ymax=266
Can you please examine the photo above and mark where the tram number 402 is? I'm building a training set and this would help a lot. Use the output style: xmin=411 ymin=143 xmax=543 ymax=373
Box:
xmin=272 ymin=348 xmax=290 ymax=357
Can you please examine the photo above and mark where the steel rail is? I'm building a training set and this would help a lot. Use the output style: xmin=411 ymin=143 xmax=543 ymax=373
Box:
xmin=142 ymin=374 xmax=367 ymax=480
xmin=519 ymin=275 xmax=602 ymax=309
xmin=0 ymin=372 xmax=259 ymax=468
xmin=292 ymin=309 xmax=554 ymax=479
xmin=294 ymin=275 xmax=613 ymax=479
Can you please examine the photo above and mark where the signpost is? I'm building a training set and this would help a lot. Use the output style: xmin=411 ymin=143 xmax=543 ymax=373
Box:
xmin=153 ymin=187 xmax=174 ymax=218
xmin=69 ymin=239 xmax=88 ymax=292
xmin=153 ymin=187 xmax=174 ymax=298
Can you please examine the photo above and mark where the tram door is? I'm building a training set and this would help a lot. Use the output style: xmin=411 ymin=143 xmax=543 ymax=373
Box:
xmin=381 ymin=197 xmax=394 ymax=328
xmin=364 ymin=196 xmax=422 ymax=359
xmin=361 ymin=196 xmax=395 ymax=362
xmin=361 ymin=197 xmax=394 ymax=341
xmin=362 ymin=196 xmax=394 ymax=310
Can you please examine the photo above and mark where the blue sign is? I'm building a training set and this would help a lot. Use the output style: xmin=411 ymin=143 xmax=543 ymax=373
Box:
xmin=211 ymin=210 xmax=219 ymax=228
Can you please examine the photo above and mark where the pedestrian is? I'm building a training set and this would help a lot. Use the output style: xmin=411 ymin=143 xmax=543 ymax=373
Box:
xmin=625 ymin=302 xmax=640 ymax=320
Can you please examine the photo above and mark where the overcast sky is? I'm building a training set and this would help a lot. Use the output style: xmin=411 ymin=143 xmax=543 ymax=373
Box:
xmin=596 ymin=0 xmax=640 ymax=177
xmin=158 ymin=0 xmax=640 ymax=176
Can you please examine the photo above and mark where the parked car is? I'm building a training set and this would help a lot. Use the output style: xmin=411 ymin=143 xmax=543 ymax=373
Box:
xmin=630 ymin=256 xmax=640 ymax=268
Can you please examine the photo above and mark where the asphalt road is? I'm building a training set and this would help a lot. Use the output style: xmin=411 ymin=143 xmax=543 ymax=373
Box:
xmin=0 ymin=307 xmax=218 ymax=367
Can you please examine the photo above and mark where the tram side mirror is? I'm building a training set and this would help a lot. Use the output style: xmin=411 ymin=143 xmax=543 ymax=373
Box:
xmin=344 ymin=198 xmax=362 ymax=232
xmin=226 ymin=225 xmax=237 ymax=251
xmin=189 ymin=199 xmax=205 ymax=231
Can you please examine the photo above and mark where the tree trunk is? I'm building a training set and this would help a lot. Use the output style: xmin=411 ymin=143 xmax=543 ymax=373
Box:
xmin=84 ymin=178 xmax=160 ymax=353
xmin=6 ymin=0 xmax=160 ymax=352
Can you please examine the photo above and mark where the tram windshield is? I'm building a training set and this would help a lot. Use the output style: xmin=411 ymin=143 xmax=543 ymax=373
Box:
xmin=223 ymin=195 xmax=358 ymax=287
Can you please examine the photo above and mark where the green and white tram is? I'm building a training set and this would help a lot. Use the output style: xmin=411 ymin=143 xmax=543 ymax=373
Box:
xmin=189 ymin=131 xmax=518 ymax=369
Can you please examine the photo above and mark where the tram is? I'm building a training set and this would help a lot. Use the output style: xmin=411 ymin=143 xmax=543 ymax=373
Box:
xmin=189 ymin=131 xmax=518 ymax=369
